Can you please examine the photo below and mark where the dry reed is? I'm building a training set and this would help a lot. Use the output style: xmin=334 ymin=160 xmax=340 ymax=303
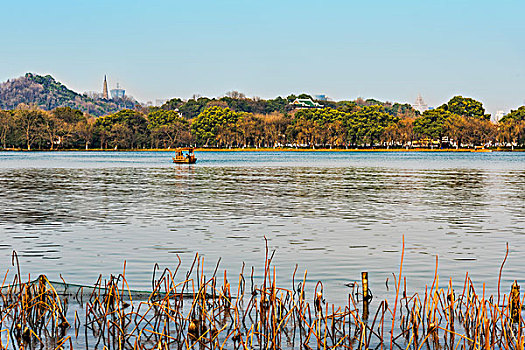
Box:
xmin=0 ymin=240 xmax=523 ymax=349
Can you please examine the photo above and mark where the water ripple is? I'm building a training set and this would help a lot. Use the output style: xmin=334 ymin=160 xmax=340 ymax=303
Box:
xmin=0 ymin=151 xmax=524 ymax=304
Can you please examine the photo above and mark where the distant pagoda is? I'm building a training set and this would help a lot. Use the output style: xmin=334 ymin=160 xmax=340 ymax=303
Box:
xmin=412 ymin=94 xmax=428 ymax=113
xmin=102 ymin=75 xmax=109 ymax=99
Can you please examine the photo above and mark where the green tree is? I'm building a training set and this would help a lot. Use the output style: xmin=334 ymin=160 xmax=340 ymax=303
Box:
xmin=95 ymin=109 xmax=148 ymax=149
xmin=498 ymin=107 xmax=525 ymax=148
xmin=191 ymin=106 xmax=239 ymax=146
xmin=293 ymin=118 xmax=318 ymax=147
xmin=336 ymin=101 xmax=358 ymax=113
xmin=294 ymin=107 xmax=345 ymax=125
xmin=179 ymin=98 xmax=210 ymax=119
xmin=387 ymin=103 xmax=419 ymax=118
xmin=347 ymin=105 xmax=399 ymax=146
xmin=500 ymin=106 xmax=525 ymax=123
xmin=161 ymin=98 xmax=183 ymax=111
xmin=441 ymin=96 xmax=490 ymax=120
xmin=220 ymin=96 xmax=252 ymax=113
xmin=147 ymin=110 xmax=191 ymax=148
xmin=109 ymin=123 xmax=132 ymax=149
xmin=363 ymin=98 xmax=383 ymax=107
xmin=148 ymin=110 xmax=183 ymax=129
xmin=286 ymin=94 xmax=298 ymax=102
xmin=265 ymin=97 xmax=288 ymax=114
xmin=291 ymin=108 xmax=345 ymax=148
xmin=413 ymin=109 xmax=450 ymax=141
xmin=297 ymin=93 xmax=314 ymax=100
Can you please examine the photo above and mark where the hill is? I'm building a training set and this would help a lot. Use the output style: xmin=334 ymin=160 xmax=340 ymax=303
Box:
xmin=0 ymin=73 xmax=136 ymax=116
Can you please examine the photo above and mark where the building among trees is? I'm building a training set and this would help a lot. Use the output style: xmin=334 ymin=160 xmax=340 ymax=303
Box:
xmin=101 ymin=75 xmax=126 ymax=100
xmin=412 ymin=94 xmax=428 ymax=113
xmin=290 ymin=98 xmax=323 ymax=109
xmin=110 ymin=83 xmax=125 ymax=99
xmin=102 ymin=75 xmax=109 ymax=99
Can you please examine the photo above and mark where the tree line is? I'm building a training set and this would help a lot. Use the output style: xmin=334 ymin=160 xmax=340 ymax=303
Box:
xmin=0 ymin=95 xmax=524 ymax=150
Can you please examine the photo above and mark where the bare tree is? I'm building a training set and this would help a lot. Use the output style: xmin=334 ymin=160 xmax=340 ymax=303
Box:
xmin=14 ymin=104 xmax=46 ymax=150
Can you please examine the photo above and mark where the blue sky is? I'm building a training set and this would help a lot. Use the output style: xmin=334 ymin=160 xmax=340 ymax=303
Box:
xmin=1 ymin=0 xmax=524 ymax=114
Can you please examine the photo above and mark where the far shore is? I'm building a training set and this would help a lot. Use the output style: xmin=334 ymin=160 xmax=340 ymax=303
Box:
xmin=1 ymin=147 xmax=523 ymax=152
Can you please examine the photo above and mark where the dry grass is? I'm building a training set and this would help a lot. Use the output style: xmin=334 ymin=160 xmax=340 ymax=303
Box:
xmin=0 ymin=241 xmax=523 ymax=349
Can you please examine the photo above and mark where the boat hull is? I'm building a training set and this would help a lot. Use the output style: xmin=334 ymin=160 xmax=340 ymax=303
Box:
xmin=172 ymin=157 xmax=197 ymax=164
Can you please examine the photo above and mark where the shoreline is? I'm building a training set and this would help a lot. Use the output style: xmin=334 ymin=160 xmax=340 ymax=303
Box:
xmin=0 ymin=147 xmax=523 ymax=152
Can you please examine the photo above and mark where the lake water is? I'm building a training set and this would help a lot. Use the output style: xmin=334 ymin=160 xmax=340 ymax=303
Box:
xmin=0 ymin=151 xmax=524 ymax=305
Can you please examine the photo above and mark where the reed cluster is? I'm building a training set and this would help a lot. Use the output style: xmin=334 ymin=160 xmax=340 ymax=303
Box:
xmin=0 ymin=243 xmax=523 ymax=349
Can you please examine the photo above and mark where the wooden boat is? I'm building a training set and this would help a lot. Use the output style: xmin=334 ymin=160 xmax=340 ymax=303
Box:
xmin=172 ymin=147 xmax=197 ymax=164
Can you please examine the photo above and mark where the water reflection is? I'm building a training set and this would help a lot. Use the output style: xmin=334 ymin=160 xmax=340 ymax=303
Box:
xmin=0 ymin=151 xmax=524 ymax=305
